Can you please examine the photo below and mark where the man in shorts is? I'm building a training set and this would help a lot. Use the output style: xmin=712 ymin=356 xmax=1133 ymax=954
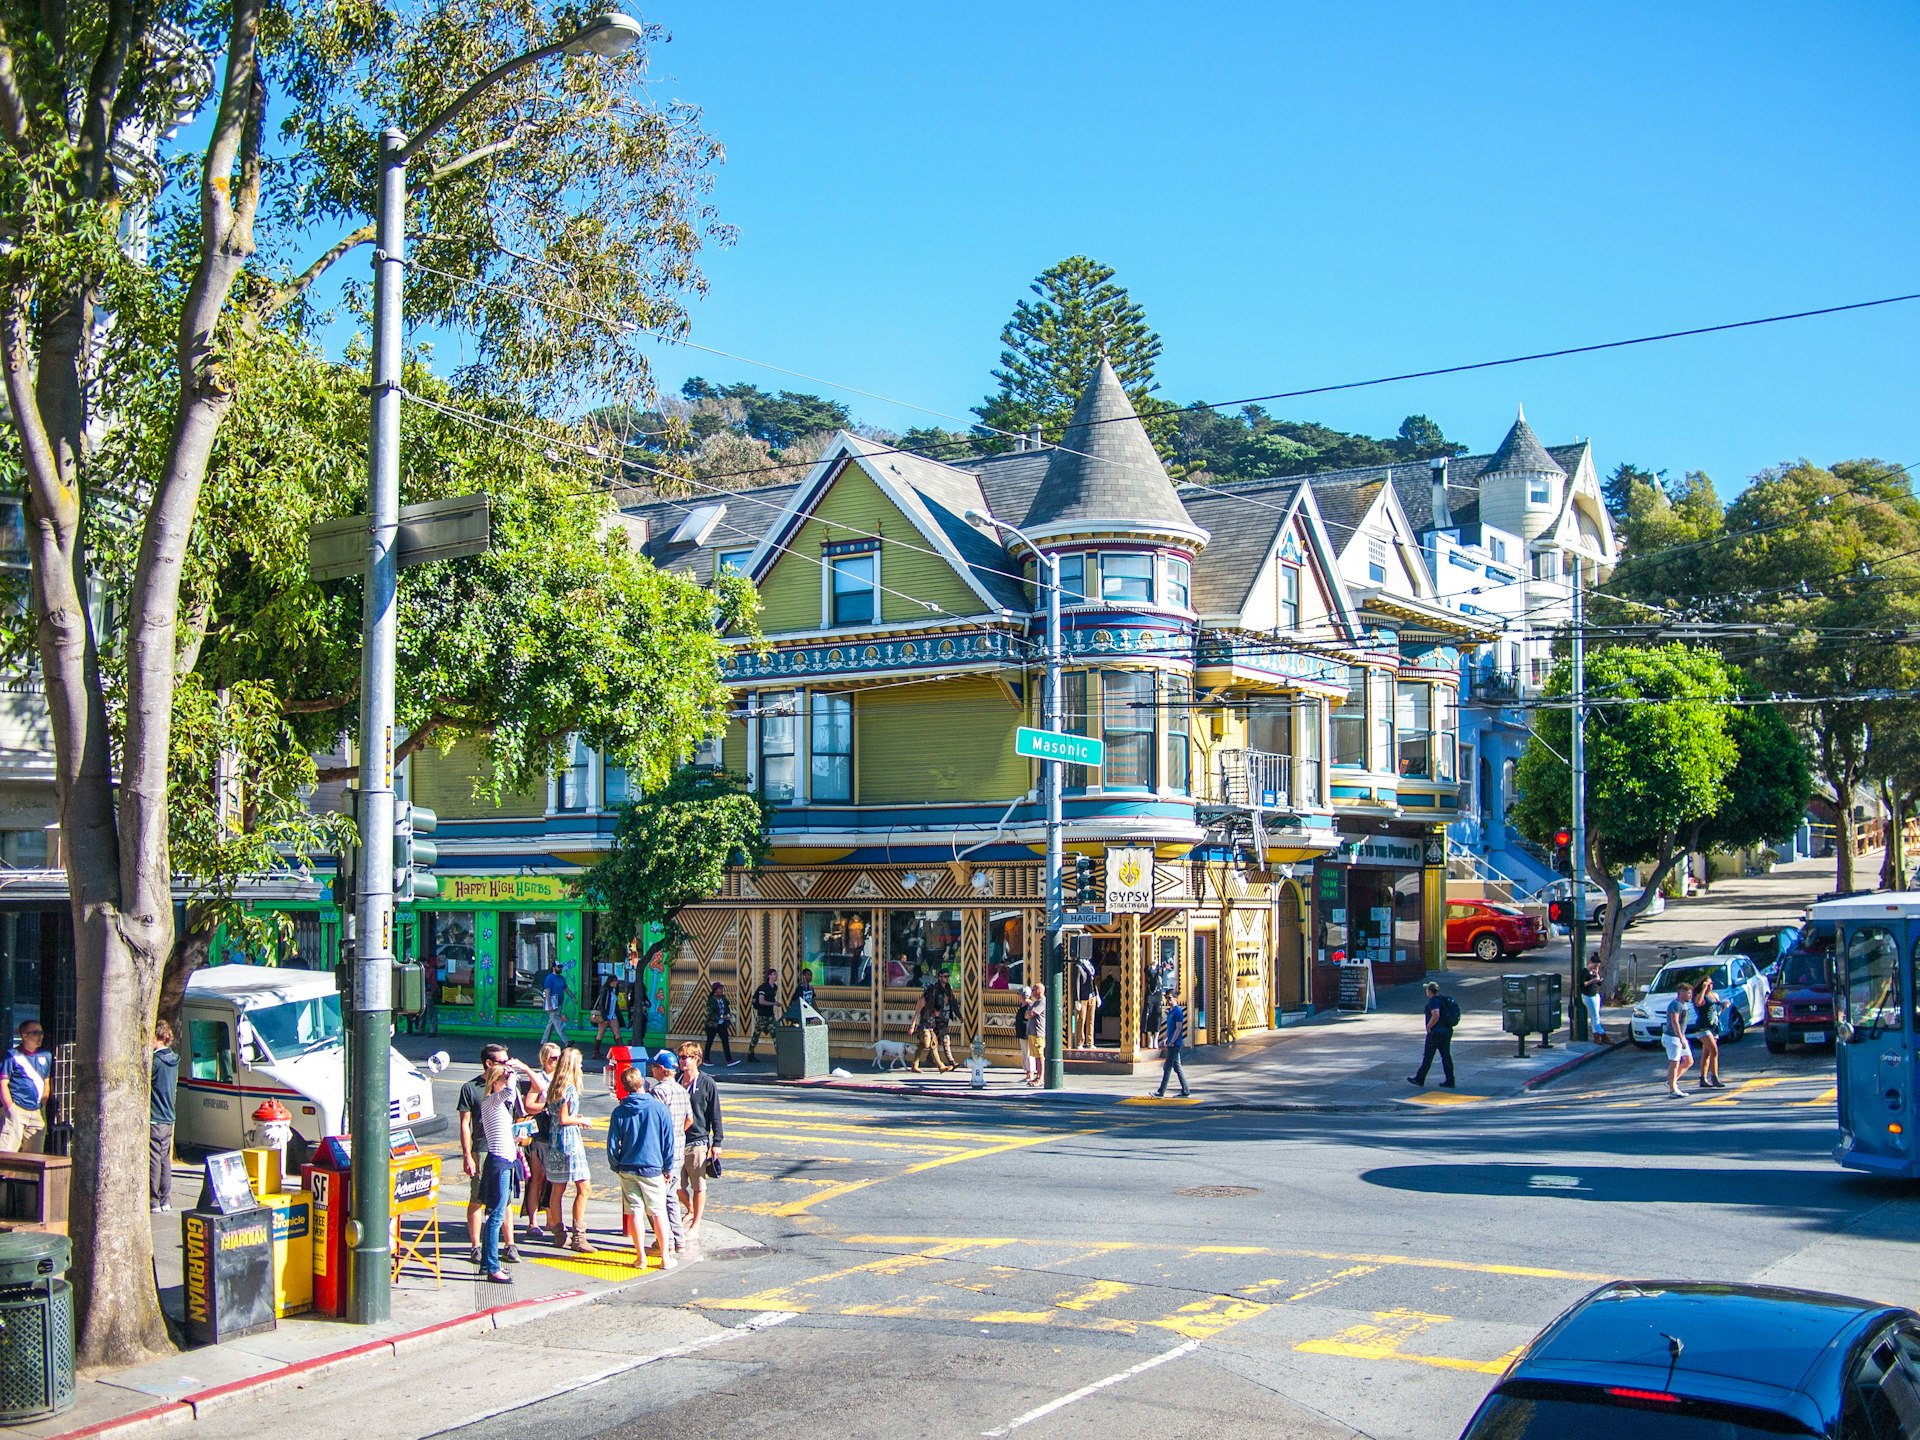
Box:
xmin=1663 ymin=981 xmax=1696 ymax=1098
xmin=678 ymin=1042 xmax=723 ymax=1235
xmin=645 ymin=1049 xmax=692 ymax=1255
xmin=606 ymin=1065 xmax=676 ymax=1269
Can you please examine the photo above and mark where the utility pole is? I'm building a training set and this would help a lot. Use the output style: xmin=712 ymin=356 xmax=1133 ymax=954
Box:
xmin=1042 ymin=551 xmax=1065 ymax=1090
xmin=1569 ymin=558 xmax=1589 ymax=1041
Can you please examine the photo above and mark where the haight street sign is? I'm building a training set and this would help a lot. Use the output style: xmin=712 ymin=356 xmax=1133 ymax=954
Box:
xmin=1015 ymin=726 xmax=1104 ymax=768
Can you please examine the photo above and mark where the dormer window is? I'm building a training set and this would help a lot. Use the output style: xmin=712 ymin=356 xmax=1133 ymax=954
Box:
xmin=1100 ymin=553 xmax=1154 ymax=605
xmin=716 ymin=548 xmax=752 ymax=577
xmin=827 ymin=547 xmax=878 ymax=626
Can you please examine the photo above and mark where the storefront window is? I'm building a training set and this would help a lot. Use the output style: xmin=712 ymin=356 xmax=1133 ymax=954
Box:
xmin=423 ymin=911 xmax=481 ymax=1008
xmin=886 ymin=910 xmax=961 ymax=990
xmin=988 ymin=913 xmax=1027 ymax=988
xmin=1332 ymin=670 xmax=1367 ymax=767
xmin=803 ymin=910 xmax=873 ymax=988
xmin=758 ymin=691 xmax=797 ymax=804
xmin=501 ymin=911 xmax=559 ymax=1009
xmin=811 ymin=692 xmax=853 ymax=803
xmin=1102 ymin=670 xmax=1154 ymax=788
xmin=1163 ymin=673 xmax=1190 ymax=794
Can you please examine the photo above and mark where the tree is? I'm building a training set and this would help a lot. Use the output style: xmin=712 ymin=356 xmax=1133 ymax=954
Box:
xmin=575 ymin=765 xmax=769 ymax=954
xmin=1603 ymin=461 xmax=1660 ymax=520
xmin=1511 ymin=645 xmax=1742 ymax=975
xmin=1691 ymin=703 xmax=1814 ymax=863
xmin=1599 ymin=470 xmax=1723 ymax=613
xmin=0 ymin=0 xmax=725 ymax=1364
xmin=975 ymin=256 xmax=1167 ymax=449
xmin=1395 ymin=414 xmax=1463 ymax=459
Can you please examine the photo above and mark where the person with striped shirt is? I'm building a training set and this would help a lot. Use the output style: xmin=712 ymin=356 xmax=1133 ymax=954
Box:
xmin=1153 ymin=993 xmax=1192 ymax=1099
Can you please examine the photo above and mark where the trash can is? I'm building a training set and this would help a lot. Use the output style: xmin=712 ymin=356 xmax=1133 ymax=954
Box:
xmin=0 ymin=1231 xmax=73 ymax=1423
xmin=775 ymin=997 xmax=830 ymax=1079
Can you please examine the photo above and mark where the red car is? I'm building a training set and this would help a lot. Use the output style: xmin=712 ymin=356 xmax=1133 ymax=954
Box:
xmin=1446 ymin=899 xmax=1547 ymax=962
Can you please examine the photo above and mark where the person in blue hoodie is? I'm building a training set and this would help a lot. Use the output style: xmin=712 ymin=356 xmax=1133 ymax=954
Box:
xmin=605 ymin=1066 xmax=676 ymax=1270
xmin=150 ymin=1020 xmax=179 ymax=1212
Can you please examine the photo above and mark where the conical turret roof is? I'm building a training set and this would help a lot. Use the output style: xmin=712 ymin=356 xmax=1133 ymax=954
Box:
xmin=1485 ymin=404 xmax=1565 ymax=477
xmin=1022 ymin=358 xmax=1196 ymax=535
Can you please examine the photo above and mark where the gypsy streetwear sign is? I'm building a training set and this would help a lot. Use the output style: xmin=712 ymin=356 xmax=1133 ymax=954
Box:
xmin=442 ymin=874 xmax=573 ymax=904
xmin=1016 ymin=726 xmax=1105 ymax=768
xmin=1105 ymin=846 xmax=1154 ymax=913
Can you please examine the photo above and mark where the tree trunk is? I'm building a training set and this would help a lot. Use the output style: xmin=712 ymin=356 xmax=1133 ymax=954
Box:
xmin=158 ymin=906 xmax=217 ymax=1032
xmin=1836 ymin=808 xmax=1857 ymax=891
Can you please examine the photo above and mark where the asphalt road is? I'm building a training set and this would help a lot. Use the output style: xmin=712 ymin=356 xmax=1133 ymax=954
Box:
xmin=182 ymin=1029 xmax=1914 ymax=1440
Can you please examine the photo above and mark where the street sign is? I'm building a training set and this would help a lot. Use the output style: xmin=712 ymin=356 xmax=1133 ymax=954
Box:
xmin=1060 ymin=910 xmax=1111 ymax=927
xmin=307 ymin=492 xmax=493 ymax=581
xmin=1016 ymin=726 xmax=1104 ymax=768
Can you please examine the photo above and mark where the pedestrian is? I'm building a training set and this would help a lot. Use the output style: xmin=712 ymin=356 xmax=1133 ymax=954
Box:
xmin=1692 ymin=974 xmax=1726 ymax=1091
xmin=522 ymin=1042 xmax=560 ymax=1240
xmin=458 ymin=1043 xmax=524 ymax=1266
xmin=678 ymin=1042 xmax=723 ymax=1237
xmin=1072 ymin=948 xmax=1098 ymax=1049
xmin=1407 ymin=981 xmax=1458 ymax=1089
xmin=150 ymin=1019 xmax=178 ymax=1213
xmin=791 ymin=968 xmax=817 ymax=1012
xmin=606 ymin=1065 xmax=676 ymax=1270
xmin=910 ymin=992 xmax=937 ymax=1073
xmin=544 ymin=1048 xmax=597 ymax=1253
xmin=477 ymin=1052 xmax=545 ymax=1282
xmin=1580 ymin=959 xmax=1607 ymax=1042
xmin=1663 ymin=980 xmax=1696 ymax=1098
xmin=1153 ymin=990 xmax=1192 ymax=1098
xmin=930 ymin=974 xmax=960 ymax=1070
xmin=746 ymin=972 xmax=779 ymax=1061
xmin=540 ymin=962 xmax=572 ymax=1046
xmin=1014 ymin=984 xmax=1042 ymax=1087
xmin=590 ymin=973 xmax=622 ymax=1062
xmin=645 ymin=1049 xmax=693 ymax=1256
xmin=0 ymin=1019 xmax=51 ymax=1152
xmin=704 ymin=982 xmax=737 ymax=1066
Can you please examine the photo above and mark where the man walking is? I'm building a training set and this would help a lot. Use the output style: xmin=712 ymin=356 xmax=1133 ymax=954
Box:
xmin=606 ymin=1066 xmax=676 ymax=1270
xmin=1663 ymin=980 xmax=1697 ymax=1098
xmin=1407 ymin=981 xmax=1458 ymax=1089
xmin=746 ymin=972 xmax=779 ymax=1062
xmin=645 ymin=1049 xmax=693 ymax=1256
xmin=678 ymin=1042 xmax=723 ymax=1237
xmin=0 ymin=1019 xmax=51 ymax=1152
xmin=150 ymin=1020 xmax=178 ymax=1213
xmin=1153 ymin=991 xmax=1192 ymax=1099
xmin=540 ymin=963 xmax=571 ymax=1046
xmin=704 ymin=982 xmax=737 ymax=1066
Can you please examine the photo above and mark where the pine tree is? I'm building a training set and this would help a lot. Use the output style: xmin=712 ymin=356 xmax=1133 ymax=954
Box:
xmin=974 ymin=256 xmax=1169 ymax=450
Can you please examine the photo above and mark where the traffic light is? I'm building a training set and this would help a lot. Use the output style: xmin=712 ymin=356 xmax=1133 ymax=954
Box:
xmin=1073 ymin=854 xmax=1095 ymax=911
xmin=394 ymin=802 xmax=440 ymax=902
xmin=1547 ymin=899 xmax=1566 ymax=926
xmin=1553 ymin=827 xmax=1573 ymax=876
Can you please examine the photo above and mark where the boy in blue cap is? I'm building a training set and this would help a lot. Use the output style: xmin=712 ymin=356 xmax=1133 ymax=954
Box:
xmin=605 ymin=1063 xmax=675 ymax=1269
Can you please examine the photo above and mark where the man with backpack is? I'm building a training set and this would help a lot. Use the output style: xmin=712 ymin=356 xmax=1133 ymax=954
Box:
xmin=1408 ymin=981 xmax=1459 ymax=1089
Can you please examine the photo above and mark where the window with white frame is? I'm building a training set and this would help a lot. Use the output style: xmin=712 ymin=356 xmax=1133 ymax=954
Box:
xmin=1367 ymin=537 xmax=1388 ymax=584
xmin=829 ymin=551 xmax=878 ymax=626
xmin=757 ymin=691 xmax=797 ymax=803
xmin=716 ymin=548 xmax=753 ymax=577
xmin=1279 ymin=565 xmax=1300 ymax=630
xmin=1165 ymin=557 xmax=1191 ymax=610
xmin=1100 ymin=670 xmax=1154 ymax=787
xmin=1100 ymin=553 xmax=1154 ymax=605
xmin=603 ymin=758 xmax=631 ymax=808
xmin=1528 ymin=476 xmax=1553 ymax=506
xmin=1332 ymin=670 xmax=1367 ymax=767
xmin=1370 ymin=669 xmax=1395 ymax=773
xmin=692 ymin=732 xmax=722 ymax=768
xmin=1532 ymin=549 xmax=1559 ymax=581
xmin=1162 ymin=673 xmax=1190 ymax=793
xmin=810 ymin=693 xmax=853 ymax=803
xmin=554 ymin=735 xmax=592 ymax=812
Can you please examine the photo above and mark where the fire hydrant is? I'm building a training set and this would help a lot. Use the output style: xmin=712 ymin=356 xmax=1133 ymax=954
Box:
xmin=251 ymin=1097 xmax=293 ymax=1152
xmin=966 ymin=1035 xmax=989 ymax=1090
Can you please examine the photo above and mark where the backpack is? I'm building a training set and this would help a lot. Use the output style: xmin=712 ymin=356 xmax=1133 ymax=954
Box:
xmin=1438 ymin=994 xmax=1461 ymax=1028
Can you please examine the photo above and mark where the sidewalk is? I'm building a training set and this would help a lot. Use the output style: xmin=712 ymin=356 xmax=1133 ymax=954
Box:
xmin=30 ymin=1188 xmax=756 ymax=1440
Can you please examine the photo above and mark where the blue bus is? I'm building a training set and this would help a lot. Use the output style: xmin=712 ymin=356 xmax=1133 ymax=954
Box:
xmin=1816 ymin=893 xmax=1920 ymax=1177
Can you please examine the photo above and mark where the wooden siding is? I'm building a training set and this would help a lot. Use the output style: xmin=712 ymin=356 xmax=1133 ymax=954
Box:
xmin=855 ymin=676 xmax=1027 ymax=803
xmin=409 ymin=736 xmax=546 ymax=820
xmin=753 ymin=463 xmax=985 ymax=634
xmin=722 ymin=719 xmax=748 ymax=779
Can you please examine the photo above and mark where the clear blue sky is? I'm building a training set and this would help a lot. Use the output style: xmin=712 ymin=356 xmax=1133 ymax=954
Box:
xmin=622 ymin=0 xmax=1917 ymax=487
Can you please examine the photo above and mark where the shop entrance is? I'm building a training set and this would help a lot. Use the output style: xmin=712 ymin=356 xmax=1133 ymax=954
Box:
xmin=1191 ymin=927 xmax=1217 ymax=1045
xmin=1273 ymin=884 xmax=1306 ymax=1013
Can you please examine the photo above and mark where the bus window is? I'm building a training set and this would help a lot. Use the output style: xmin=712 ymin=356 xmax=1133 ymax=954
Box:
xmin=1845 ymin=927 xmax=1902 ymax=1038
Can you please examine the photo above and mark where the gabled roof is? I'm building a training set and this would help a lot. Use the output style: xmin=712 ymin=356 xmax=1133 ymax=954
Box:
xmin=1022 ymin=358 xmax=1199 ymax=538
xmin=627 ymin=481 xmax=802 ymax=585
xmin=1484 ymin=405 xmax=1565 ymax=478
xmin=1178 ymin=479 xmax=1300 ymax=616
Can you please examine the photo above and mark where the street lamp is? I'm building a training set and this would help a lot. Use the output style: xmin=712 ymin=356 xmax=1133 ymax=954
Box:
xmin=966 ymin=510 xmax=1067 ymax=1090
xmin=351 ymin=12 xmax=643 ymax=1325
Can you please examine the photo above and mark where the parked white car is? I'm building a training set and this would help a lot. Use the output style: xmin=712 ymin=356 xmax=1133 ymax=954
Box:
xmin=1629 ymin=955 xmax=1771 ymax=1046
xmin=1541 ymin=878 xmax=1667 ymax=929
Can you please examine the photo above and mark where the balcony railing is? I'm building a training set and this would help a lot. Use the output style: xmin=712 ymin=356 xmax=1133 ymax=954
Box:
xmin=1470 ymin=669 xmax=1521 ymax=703
xmin=1200 ymin=750 xmax=1318 ymax=811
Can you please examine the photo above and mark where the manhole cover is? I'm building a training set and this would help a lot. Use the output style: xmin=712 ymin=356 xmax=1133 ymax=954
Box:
xmin=1176 ymin=1185 xmax=1260 ymax=1198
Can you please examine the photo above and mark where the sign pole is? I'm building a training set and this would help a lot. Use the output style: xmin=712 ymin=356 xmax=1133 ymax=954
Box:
xmin=1042 ymin=553 xmax=1066 ymax=1091
xmin=1570 ymin=559 xmax=1590 ymax=1041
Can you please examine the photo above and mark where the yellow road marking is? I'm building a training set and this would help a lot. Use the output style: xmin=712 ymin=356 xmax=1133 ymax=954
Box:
xmin=845 ymin=1236 xmax=1613 ymax=1283
xmin=1402 ymin=1091 xmax=1489 ymax=1106
xmin=697 ymin=1241 xmax=993 ymax=1310
xmin=1150 ymin=1294 xmax=1271 ymax=1339
xmin=724 ymin=1117 xmax=1029 ymax=1144
xmin=1699 ymin=1076 xmax=1787 ymax=1106
xmin=1792 ymin=1086 xmax=1839 ymax=1108
xmin=1297 ymin=1308 xmax=1517 ymax=1375
xmin=1286 ymin=1264 xmax=1379 ymax=1301
xmin=1058 ymin=1279 xmax=1135 ymax=1311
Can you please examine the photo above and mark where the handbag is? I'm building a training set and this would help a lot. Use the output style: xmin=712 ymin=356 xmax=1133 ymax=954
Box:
xmin=704 ymin=1153 xmax=723 ymax=1179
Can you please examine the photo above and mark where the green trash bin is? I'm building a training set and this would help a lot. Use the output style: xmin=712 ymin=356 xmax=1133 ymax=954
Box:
xmin=775 ymin=997 xmax=831 ymax=1079
xmin=0 ymin=1231 xmax=74 ymax=1424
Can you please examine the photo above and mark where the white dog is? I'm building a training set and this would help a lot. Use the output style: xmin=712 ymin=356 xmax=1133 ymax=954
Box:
xmin=871 ymin=1038 xmax=918 ymax=1071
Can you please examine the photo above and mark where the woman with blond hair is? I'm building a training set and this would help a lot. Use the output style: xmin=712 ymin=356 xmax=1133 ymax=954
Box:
xmin=521 ymin=1042 xmax=562 ymax=1240
xmin=545 ymin=1047 xmax=597 ymax=1251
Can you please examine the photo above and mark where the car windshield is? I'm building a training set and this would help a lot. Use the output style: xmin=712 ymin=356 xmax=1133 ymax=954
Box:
xmin=246 ymin=995 xmax=344 ymax=1061
xmin=1652 ymin=963 xmax=1728 ymax=994
xmin=1780 ymin=955 xmax=1828 ymax=989
xmin=1465 ymin=1391 xmax=1812 ymax=1439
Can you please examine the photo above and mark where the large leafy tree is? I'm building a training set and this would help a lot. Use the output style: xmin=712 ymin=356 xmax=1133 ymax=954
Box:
xmin=0 ymin=0 xmax=725 ymax=1364
xmin=975 ymin=255 xmax=1168 ymax=449
xmin=1511 ymin=645 xmax=1744 ymax=974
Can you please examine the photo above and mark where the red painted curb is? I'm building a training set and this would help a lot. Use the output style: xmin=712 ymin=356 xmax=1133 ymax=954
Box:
xmin=46 ymin=1287 xmax=592 ymax=1439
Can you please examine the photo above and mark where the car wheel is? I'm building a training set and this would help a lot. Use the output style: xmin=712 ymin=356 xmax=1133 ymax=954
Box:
xmin=1765 ymin=1033 xmax=1787 ymax=1055
xmin=1592 ymin=905 xmax=1606 ymax=929
xmin=1473 ymin=933 xmax=1504 ymax=963
xmin=1724 ymin=1007 xmax=1746 ymax=1042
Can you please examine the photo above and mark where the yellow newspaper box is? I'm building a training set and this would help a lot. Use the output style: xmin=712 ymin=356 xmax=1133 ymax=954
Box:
xmin=241 ymin=1146 xmax=283 ymax=1198
xmin=259 ymin=1192 xmax=313 ymax=1317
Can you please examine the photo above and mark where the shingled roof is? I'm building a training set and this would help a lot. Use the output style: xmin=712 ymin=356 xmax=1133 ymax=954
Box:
xmin=1484 ymin=405 xmax=1565 ymax=478
xmin=1178 ymin=479 xmax=1302 ymax=616
xmin=1022 ymin=358 xmax=1197 ymax=536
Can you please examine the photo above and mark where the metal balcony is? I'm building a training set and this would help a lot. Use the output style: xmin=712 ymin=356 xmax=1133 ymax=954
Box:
xmin=1201 ymin=750 xmax=1315 ymax=812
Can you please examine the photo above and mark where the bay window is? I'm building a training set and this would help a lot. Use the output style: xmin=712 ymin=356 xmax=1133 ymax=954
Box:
xmin=810 ymin=692 xmax=853 ymax=802
xmin=1062 ymin=671 xmax=1091 ymax=789
xmin=1370 ymin=669 xmax=1395 ymax=773
xmin=1332 ymin=670 xmax=1367 ymax=767
xmin=1163 ymin=674 xmax=1190 ymax=793
xmin=1297 ymin=696 xmax=1324 ymax=803
xmin=758 ymin=691 xmax=797 ymax=803
xmin=1165 ymin=557 xmax=1191 ymax=610
xmin=1102 ymin=670 xmax=1154 ymax=787
xmin=1056 ymin=554 xmax=1090 ymax=604
xmin=1100 ymin=553 xmax=1154 ymax=605
xmin=1397 ymin=681 xmax=1432 ymax=778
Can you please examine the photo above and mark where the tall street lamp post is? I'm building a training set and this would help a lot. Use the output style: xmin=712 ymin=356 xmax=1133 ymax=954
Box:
xmin=350 ymin=11 xmax=643 ymax=1324
xmin=966 ymin=511 xmax=1066 ymax=1089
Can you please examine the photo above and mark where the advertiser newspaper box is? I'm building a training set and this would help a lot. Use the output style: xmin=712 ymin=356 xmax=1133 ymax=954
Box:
xmin=181 ymin=1208 xmax=276 ymax=1345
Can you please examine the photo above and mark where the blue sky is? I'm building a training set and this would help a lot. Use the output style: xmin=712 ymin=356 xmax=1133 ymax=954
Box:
xmin=618 ymin=0 xmax=1917 ymax=487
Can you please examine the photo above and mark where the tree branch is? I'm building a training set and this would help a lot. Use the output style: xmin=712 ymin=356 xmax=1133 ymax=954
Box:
xmin=260 ymin=225 xmax=373 ymax=318
xmin=0 ymin=28 xmax=31 ymax=152
xmin=426 ymin=133 xmax=520 ymax=185
xmin=280 ymin=689 xmax=356 ymax=715
xmin=78 ymin=0 xmax=140 ymax=199
xmin=311 ymin=716 xmax=451 ymax=783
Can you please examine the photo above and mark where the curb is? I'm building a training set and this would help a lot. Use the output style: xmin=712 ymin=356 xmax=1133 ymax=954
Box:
xmin=1521 ymin=1040 xmax=1629 ymax=1090
xmin=49 ymin=1287 xmax=593 ymax=1440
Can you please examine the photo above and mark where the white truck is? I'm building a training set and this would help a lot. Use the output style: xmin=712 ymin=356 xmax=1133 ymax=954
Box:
xmin=176 ymin=965 xmax=443 ymax=1163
